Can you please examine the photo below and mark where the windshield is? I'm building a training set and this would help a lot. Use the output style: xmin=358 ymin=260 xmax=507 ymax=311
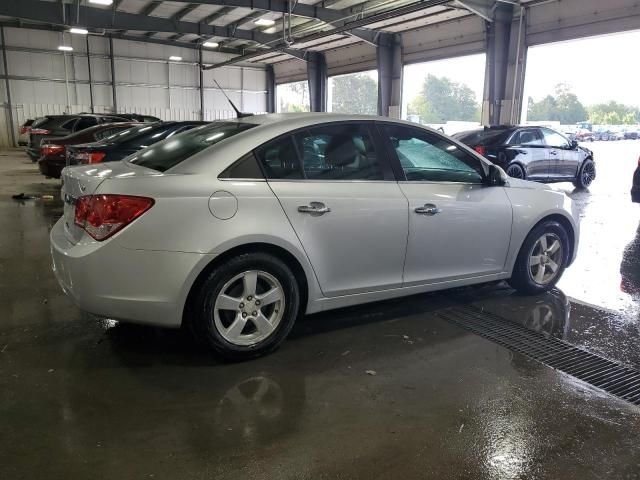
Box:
xmin=128 ymin=122 xmax=256 ymax=172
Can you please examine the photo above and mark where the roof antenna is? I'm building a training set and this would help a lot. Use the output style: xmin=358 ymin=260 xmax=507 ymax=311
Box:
xmin=212 ymin=78 xmax=253 ymax=118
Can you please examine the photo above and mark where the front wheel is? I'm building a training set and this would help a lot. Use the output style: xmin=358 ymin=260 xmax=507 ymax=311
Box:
xmin=508 ymin=221 xmax=569 ymax=295
xmin=573 ymin=159 xmax=596 ymax=189
xmin=189 ymin=253 xmax=300 ymax=360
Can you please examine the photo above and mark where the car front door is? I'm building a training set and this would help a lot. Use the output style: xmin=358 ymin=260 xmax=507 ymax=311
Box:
xmin=541 ymin=128 xmax=577 ymax=179
xmin=510 ymin=128 xmax=549 ymax=180
xmin=379 ymin=124 xmax=512 ymax=286
xmin=257 ymin=122 xmax=409 ymax=297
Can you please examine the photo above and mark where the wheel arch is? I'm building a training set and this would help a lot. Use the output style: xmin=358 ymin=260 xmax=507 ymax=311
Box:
xmin=182 ymin=242 xmax=311 ymax=327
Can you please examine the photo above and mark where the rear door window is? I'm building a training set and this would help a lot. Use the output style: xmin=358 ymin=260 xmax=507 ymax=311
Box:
xmin=74 ymin=117 xmax=98 ymax=132
xmin=512 ymin=129 xmax=544 ymax=145
xmin=128 ymin=122 xmax=255 ymax=172
xmin=255 ymin=136 xmax=303 ymax=179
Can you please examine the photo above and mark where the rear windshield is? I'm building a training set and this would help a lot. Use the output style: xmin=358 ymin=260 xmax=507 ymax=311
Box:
xmin=128 ymin=122 xmax=256 ymax=172
xmin=99 ymin=124 xmax=161 ymax=144
xmin=453 ymin=129 xmax=512 ymax=146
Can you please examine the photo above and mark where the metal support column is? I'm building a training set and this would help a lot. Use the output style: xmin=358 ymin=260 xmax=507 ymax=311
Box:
xmin=306 ymin=51 xmax=327 ymax=112
xmin=0 ymin=26 xmax=15 ymax=147
xmin=198 ymin=46 xmax=204 ymax=121
xmin=266 ymin=64 xmax=276 ymax=113
xmin=86 ymin=35 xmax=94 ymax=113
xmin=482 ymin=2 xmax=514 ymax=125
xmin=377 ymin=33 xmax=402 ymax=118
xmin=109 ymin=37 xmax=118 ymax=114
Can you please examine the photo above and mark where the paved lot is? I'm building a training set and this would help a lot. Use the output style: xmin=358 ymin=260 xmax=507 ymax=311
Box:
xmin=1 ymin=143 xmax=640 ymax=479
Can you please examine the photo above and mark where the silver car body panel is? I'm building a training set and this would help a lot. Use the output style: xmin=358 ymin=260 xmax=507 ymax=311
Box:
xmin=50 ymin=113 xmax=580 ymax=327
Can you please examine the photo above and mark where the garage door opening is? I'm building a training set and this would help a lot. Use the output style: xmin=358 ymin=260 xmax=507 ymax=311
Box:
xmin=402 ymin=54 xmax=485 ymax=135
xmin=276 ymin=80 xmax=310 ymax=112
xmin=327 ymin=70 xmax=378 ymax=115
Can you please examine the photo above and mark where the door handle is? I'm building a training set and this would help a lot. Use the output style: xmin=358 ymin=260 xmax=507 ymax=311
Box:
xmin=414 ymin=203 xmax=442 ymax=216
xmin=298 ymin=202 xmax=331 ymax=215
xmin=550 ymin=150 xmax=558 ymax=156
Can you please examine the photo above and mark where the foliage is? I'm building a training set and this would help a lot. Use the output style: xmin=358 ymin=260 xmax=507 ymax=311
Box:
xmin=588 ymin=101 xmax=639 ymax=125
xmin=279 ymin=81 xmax=310 ymax=112
xmin=527 ymin=83 xmax=587 ymax=124
xmin=331 ymin=73 xmax=378 ymax=115
xmin=407 ymin=74 xmax=480 ymax=123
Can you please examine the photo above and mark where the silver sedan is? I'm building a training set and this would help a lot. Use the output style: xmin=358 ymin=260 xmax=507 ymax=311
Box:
xmin=51 ymin=113 xmax=579 ymax=359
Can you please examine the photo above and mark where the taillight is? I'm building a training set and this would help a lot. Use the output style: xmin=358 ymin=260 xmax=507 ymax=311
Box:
xmin=20 ymin=126 xmax=31 ymax=135
xmin=30 ymin=128 xmax=51 ymax=135
xmin=474 ymin=145 xmax=486 ymax=156
xmin=74 ymin=194 xmax=154 ymax=241
xmin=75 ymin=151 xmax=106 ymax=164
xmin=41 ymin=144 xmax=65 ymax=156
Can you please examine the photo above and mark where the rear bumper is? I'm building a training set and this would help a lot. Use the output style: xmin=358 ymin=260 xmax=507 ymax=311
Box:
xmin=38 ymin=158 xmax=63 ymax=178
xmin=50 ymin=218 xmax=213 ymax=327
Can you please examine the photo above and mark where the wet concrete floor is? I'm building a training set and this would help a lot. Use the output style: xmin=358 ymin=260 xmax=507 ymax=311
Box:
xmin=1 ymin=143 xmax=640 ymax=479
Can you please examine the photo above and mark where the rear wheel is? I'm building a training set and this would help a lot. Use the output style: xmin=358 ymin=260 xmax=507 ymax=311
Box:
xmin=573 ymin=159 xmax=595 ymax=189
xmin=190 ymin=253 xmax=300 ymax=360
xmin=508 ymin=220 xmax=569 ymax=295
xmin=506 ymin=163 xmax=525 ymax=179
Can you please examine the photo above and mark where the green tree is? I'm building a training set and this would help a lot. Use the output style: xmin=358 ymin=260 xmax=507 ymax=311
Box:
xmin=407 ymin=74 xmax=480 ymax=123
xmin=331 ymin=73 xmax=378 ymax=115
xmin=527 ymin=83 xmax=587 ymax=124
xmin=588 ymin=101 xmax=639 ymax=125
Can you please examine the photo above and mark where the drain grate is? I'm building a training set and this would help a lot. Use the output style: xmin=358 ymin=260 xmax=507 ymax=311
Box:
xmin=439 ymin=305 xmax=640 ymax=406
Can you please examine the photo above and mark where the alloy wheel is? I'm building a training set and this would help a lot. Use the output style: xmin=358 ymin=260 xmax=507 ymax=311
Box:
xmin=506 ymin=164 xmax=524 ymax=179
xmin=529 ymin=233 xmax=563 ymax=285
xmin=582 ymin=162 xmax=596 ymax=187
xmin=213 ymin=270 xmax=285 ymax=346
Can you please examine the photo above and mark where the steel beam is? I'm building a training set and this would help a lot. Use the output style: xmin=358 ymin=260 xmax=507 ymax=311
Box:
xmin=0 ymin=26 xmax=15 ymax=147
xmin=86 ymin=35 xmax=94 ymax=113
xmin=306 ymin=51 xmax=327 ymax=112
xmin=376 ymin=32 xmax=402 ymax=118
xmin=199 ymin=46 xmax=205 ymax=120
xmin=0 ymin=0 xmax=280 ymax=46
xmin=109 ymin=36 xmax=118 ymax=114
xmin=266 ymin=64 xmax=276 ymax=113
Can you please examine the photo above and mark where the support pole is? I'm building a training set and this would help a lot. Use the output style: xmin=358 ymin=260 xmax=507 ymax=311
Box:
xmin=376 ymin=33 xmax=402 ymax=118
xmin=86 ymin=35 xmax=94 ymax=113
xmin=109 ymin=37 xmax=118 ymax=114
xmin=199 ymin=46 xmax=204 ymax=120
xmin=266 ymin=64 xmax=276 ymax=113
xmin=0 ymin=26 xmax=15 ymax=147
xmin=482 ymin=2 xmax=514 ymax=125
xmin=306 ymin=51 xmax=327 ymax=112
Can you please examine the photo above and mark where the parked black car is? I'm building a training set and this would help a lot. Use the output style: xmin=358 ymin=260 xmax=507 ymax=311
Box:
xmin=66 ymin=121 xmax=208 ymax=165
xmin=27 ymin=114 xmax=132 ymax=161
xmin=77 ymin=112 xmax=161 ymax=123
xmin=632 ymin=156 xmax=640 ymax=203
xmin=453 ymin=125 xmax=596 ymax=188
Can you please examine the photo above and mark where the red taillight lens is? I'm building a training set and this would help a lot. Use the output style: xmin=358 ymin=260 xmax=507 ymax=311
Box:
xmin=41 ymin=144 xmax=65 ymax=156
xmin=20 ymin=126 xmax=31 ymax=135
xmin=30 ymin=128 xmax=51 ymax=135
xmin=75 ymin=151 xmax=106 ymax=164
xmin=474 ymin=145 xmax=486 ymax=156
xmin=74 ymin=194 xmax=154 ymax=241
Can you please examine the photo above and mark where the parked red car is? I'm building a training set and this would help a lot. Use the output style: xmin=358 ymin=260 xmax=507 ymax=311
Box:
xmin=38 ymin=122 xmax=137 ymax=178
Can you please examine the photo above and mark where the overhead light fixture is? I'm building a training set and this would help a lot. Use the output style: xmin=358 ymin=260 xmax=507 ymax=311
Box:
xmin=203 ymin=41 xmax=219 ymax=48
xmin=263 ymin=27 xmax=277 ymax=34
xmin=58 ymin=45 xmax=73 ymax=52
xmin=69 ymin=27 xmax=88 ymax=35
xmin=89 ymin=0 xmax=113 ymax=5
xmin=254 ymin=18 xmax=275 ymax=27
xmin=169 ymin=56 xmax=182 ymax=61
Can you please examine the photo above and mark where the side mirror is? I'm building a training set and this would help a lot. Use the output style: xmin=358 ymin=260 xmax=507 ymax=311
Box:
xmin=487 ymin=164 xmax=507 ymax=186
xmin=570 ymin=140 xmax=579 ymax=149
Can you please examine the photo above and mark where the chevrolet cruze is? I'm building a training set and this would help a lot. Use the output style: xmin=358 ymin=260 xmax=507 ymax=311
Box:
xmin=51 ymin=113 xmax=580 ymax=359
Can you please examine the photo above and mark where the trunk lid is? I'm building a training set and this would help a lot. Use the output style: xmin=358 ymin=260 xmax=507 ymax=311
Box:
xmin=60 ymin=161 xmax=156 ymax=244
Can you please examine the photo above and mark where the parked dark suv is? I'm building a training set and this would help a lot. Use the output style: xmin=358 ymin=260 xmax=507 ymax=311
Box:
xmin=27 ymin=114 xmax=132 ymax=161
xmin=454 ymin=125 xmax=596 ymax=188
xmin=632 ymin=156 xmax=640 ymax=203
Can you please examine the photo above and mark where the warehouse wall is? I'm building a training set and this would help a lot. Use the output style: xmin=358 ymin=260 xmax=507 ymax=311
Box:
xmin=0 ymin=27 xmax=268 ymax=147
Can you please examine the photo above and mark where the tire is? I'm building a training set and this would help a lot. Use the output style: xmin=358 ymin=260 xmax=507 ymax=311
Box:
xmin=508 ymin=220 xmax=569 ymax=295
xmin=506 ymin=163 xmax=525 ymax=179
xmin=573 ymin=158 xmax=596 ymax=189
xmin=189 ymin=252 xmax=300 ymax=361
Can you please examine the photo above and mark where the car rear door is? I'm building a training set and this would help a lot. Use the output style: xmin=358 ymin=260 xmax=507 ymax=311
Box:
xmin=541 ymin=128 xmax=577 ymax=179
xmin=510 ymin=128 xmax=549 ymax=180
xmin=379 ymin=123 xmax=512 ymax=285
xmin=257 ymin=122 xmax=409 ymax=297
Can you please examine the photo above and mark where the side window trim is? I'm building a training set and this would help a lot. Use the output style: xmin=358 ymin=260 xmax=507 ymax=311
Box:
xmin=377 ymin=122 xmax=487 ymax=184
